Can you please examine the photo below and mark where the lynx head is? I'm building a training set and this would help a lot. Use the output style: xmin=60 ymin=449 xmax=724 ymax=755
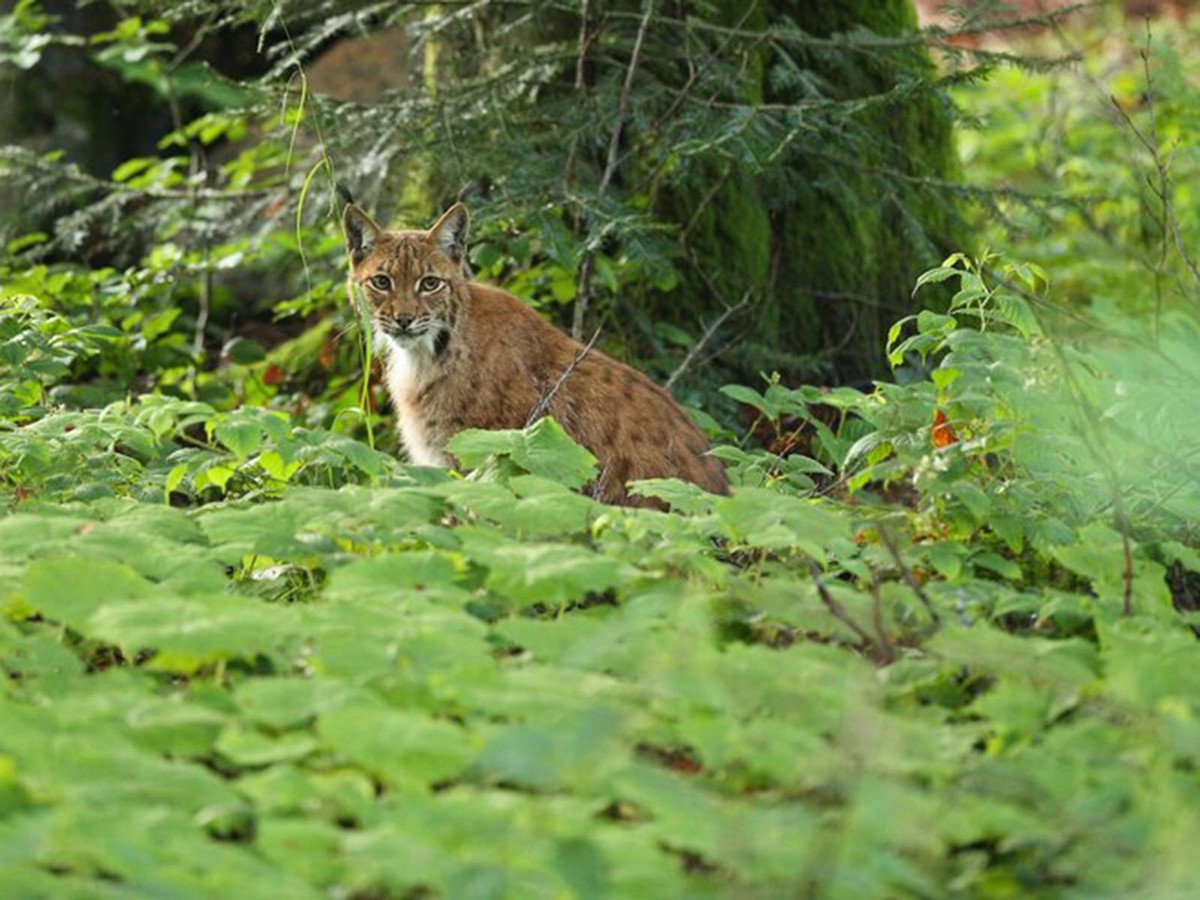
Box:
xmin=343 ymin=202 xmax=471 ymax=353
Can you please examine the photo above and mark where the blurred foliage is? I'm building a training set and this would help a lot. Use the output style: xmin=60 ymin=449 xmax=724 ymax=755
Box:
xmin=2 ymin=2 xmax=1200 ymax=897
xmin=955 ymin=9 xmax=1200 ymax=316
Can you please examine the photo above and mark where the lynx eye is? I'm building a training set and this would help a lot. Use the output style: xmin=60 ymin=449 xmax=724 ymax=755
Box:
xmin=417 ymin=275 xmax=444 ymax=294
xmin=367 ymin=274 xmax=392 ymax=292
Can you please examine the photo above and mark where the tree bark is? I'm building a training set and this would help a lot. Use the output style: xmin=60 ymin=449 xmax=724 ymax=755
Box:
xmin=657 ymin=0 xmax=961 ymax=384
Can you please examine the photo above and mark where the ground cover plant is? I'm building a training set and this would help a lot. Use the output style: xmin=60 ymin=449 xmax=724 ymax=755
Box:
xmin=3 ymin=2 xmax=1200 ymax=897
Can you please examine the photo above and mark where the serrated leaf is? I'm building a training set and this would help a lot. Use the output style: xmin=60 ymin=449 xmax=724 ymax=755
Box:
xmin=715 ymin=488 xmax=849 ymax=557
xmin=466 ymin=537 xmax=624 ymax=608
xmin=214 ymin=419 xmax=263 ymax=459
xmin=448 ymin=418 xmax=597 ymax=489
xmin=912 ymin=266 xmax=960 ymax=294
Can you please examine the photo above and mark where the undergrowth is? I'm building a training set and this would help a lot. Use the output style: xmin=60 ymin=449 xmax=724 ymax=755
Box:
xmin=4 ymin=247 xmax=1200 ymax=895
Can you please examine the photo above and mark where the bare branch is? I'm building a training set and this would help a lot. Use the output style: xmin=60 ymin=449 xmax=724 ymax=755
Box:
xmin=877 ymin=521 xmax=940 ymax=625
xmin=600 ymin=2 xmax=653 ymax=195
xmin=806 ymin=559 xmax=876 ymax=651
xmin=526 ymin=327 xmax=602 ymax=427
xmin=1108 ymin=41 xmax=1200 ymax=293
xmin=664 ymin=290 xmax=751 ymax=391
xmin=868 ymin=575 xmax=897 ymax=666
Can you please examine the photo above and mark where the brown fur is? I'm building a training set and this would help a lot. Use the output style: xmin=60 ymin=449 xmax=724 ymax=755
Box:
xmin=342 ymin=202 xmax=729 ymax=506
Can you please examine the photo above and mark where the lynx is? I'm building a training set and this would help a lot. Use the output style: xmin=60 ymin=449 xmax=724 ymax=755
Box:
xmin=343 ymin=200 xmax=729 ymax=506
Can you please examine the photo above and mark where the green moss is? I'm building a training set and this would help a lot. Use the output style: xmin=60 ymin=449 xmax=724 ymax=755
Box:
xmin=656 ymin=0 xmax=962 ymax=384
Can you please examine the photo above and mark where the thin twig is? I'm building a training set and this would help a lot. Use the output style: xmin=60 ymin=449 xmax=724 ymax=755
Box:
xmin=664 ymin=290 xmax=750 ymax=391
xmin=670 ymin=3 xmax=1084 ymax=48
xmin=806 ymin=559 xmax=876 ymax=650
xmin=590 ymin=461 xmax=611 ymax=502
xmin=633 ymin=2 xmax=765 ymax=195
xmin=193 ymin=268 xmax=211 ymax=358
xmin=868 ymin=574 xmax=897 ymax=665
xmin=1138 ymin=29 xmax=1200 ymax=291
xmin=526 ymin=327 xmax=602 ymax=426
xmin=600 ymin=3 xmax=652 ymax=195
xmin=679 ymin=167 xmax=733 ymax=244
xmin=1120 ymin=511 xmax=1134 ymax=618
xmin=1107 ymin=36 xmax=1200 ymax=293
xmin=574 ymin=0 xmax=593 ymax=91
xmin=877 ymin=521 xmax=940 ymax=625
xmin=1101 ymin=29 xmax=1191 ymax=616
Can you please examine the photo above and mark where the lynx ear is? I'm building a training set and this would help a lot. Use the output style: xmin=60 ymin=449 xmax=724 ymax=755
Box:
xmin=343 ymin=204 xmax=382 ymax=264
xmin=429 ymin=203 xmax=469 ymax=264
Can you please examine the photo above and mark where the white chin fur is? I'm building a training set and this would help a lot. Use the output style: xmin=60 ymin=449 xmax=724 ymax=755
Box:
xmin=377 ymin=328 xmax=450 ymax=468
xmin=377 ymin=328 xmax=438 ymax=390
xmin=376 ymin=326 xmax=438 ymax=355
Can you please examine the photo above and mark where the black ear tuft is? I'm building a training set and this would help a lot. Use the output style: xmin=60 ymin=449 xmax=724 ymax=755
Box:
xmin=343 ymin=204 xmax=381 ymax=264
xmin=429 ymin=203 xmax=470 ymax=264
xmin=335 ymin=182 xmax=356 ymax=207
xmin=455 ymin=179 xmax=491 ymax=204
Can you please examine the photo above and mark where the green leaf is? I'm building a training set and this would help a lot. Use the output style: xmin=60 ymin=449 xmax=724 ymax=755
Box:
xmin=258 ymin=450 xmax=301 ymax=482
xmin=23 ymin=557 xmax=155 ymax=630
xmin=234 ymin=677 xmax=368 ymax=731
xmin=715 ymin=488 xmax=850 ymax=557
xmin=448 ymin=417 xmax=597 ymax=489
xmin=475 ymin=708 xmax=627 ymax=790
xmin=214 ymin=418 xmax=263 ymax=459
xmin=463 ymin=536 xmax=625 ymax=608
xmin=195 ymin=462 xmax=237 ymax=493
xmin=928 ymin=627 xmax=1097 ymax=691
xmin=973 ymin=551 xmax=1022 ymax=581
xmin=317 ymin=703 xmax=473 ymax=789
xmin=87 ymin=595 xmax=289 ymax=674
xmin=256 ymin=818 xmax=346 ymax=887
xmin=628 ymin=478 xmax=720 ymax=515
xmin=327 ymin=434 xmax=388 ymax=476
xmin=112 ymin=156 xmax=158 ymax=183
xmin=916 ymin=310 xmax=957 ymax=337
xmin=719 ymin=384 xmax=770 ymax=415
xmin=126 ymin=697 xmax=227 ymax=758
xmin=927 ymin=542 xmax=964 ymax=581
xmin=912 ymin=266 xmax=960 ymax=295
xmin=222 ymin=336 xmax=266 ymax=365
xmin=216 ymin=726 xmax=318 ymax=767
xmin=164 ymin=463 xmax=188 ymax=496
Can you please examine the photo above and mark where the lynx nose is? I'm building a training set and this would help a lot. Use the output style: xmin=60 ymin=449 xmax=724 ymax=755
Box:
xmin=387 ymin=315 xmax=414 ymax=335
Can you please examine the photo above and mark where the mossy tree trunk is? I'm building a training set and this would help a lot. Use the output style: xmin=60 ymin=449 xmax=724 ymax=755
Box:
xmin=655 ymin=0 xmax=960 ymax=384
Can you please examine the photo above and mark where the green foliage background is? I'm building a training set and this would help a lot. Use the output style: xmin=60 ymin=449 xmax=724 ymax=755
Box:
xmin=2 ymin=2 xmax=1200 ymax=897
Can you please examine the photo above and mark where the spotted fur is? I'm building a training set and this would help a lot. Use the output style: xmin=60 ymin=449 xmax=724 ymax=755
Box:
xmin=342 ymin=202 xmax=729 ymax=506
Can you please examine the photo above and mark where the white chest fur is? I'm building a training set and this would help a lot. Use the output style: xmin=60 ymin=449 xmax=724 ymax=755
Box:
xmin=380 ymin=335 xmax=450 ymax=468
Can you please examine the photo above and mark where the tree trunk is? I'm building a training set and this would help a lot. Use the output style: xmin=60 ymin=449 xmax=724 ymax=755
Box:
xmin=662 ymin=0 xmax=961 ymax=384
